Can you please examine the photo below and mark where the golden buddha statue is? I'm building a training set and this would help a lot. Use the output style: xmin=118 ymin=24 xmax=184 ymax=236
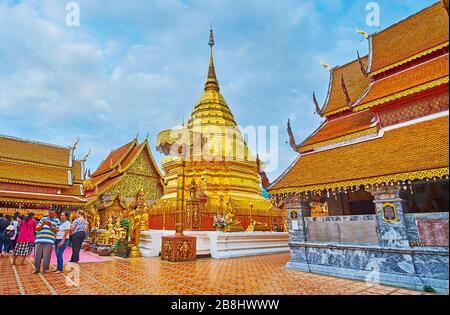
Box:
xmin=246 ymin=219 xmax=271 ymax=232
xmin=124 ymin=189 xmax=151 ymax=258
xmin=105 ymin=215 xmax=115 ymax=244
xmin=223 ymin=210 xmax=244 ymax=232
xmin=140 ymin=206 xmax=149 ymax=231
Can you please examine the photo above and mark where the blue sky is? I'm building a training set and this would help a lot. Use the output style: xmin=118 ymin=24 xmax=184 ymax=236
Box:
xmin=0 ymin=0 xmax=437 ymax=181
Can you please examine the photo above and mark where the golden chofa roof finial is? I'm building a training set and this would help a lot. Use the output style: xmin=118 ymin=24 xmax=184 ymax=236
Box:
xmin=205 ymin=26 xmax=220 ymax=92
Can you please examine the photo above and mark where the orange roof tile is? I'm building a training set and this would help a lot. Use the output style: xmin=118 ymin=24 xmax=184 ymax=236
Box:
xmin=90 ymin=140 xmax=136 ymax=177
xmin=0 ymin=136 xmax=71 ymax=168
xmin=0 ymin=161 xmax=70 ymax=187
xmin=299 ymin=110 xmax=376 ymax=152
xmin=356 ymin=54 xmax=449 ymax=110
xmin=270 ymin=116 xmax=449 ymax=193
xmin=321 ymin=56 xmax=370 ymax=116
xmin=369 ymin=3 xmax=449 ymax=75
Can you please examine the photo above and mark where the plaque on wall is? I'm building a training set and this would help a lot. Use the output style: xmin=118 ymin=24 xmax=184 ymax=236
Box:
xmin=417 ymin=219 xmax=449 ymax=247
xmin=382 ymin=203 xmax=398 ymax=222
xmin=307 ymin=221 xmax=340 ymax=243
xmin=339 ymin=221 xmax=379 ymax=245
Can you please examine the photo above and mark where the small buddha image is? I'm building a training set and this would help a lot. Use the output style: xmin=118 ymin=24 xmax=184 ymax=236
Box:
xmin=290 ymin=210 xmax=299 ymax=220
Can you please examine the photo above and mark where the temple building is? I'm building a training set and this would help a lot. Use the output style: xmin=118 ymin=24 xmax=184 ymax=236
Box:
xmin=269 ymin=1 xmax=449 ymax=293
xmin=0 ymin=135 xmax=87 ymax=219
xmin=84 ymin=136 xmax=164 ymax=228
xmin=149 ymin=30 xmax=283 ymax=232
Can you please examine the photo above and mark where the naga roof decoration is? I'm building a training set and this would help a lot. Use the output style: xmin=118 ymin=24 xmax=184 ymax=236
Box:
xmin=368 ymin=2 xmax=449 ymax=76
xmin=321 ymin=56 xmax=370 ymax=117
xmin=313 ymin=92 xmax=323 ymax=116
xmin=269 ymin=116 xmax=449 ymax=194
xmin=287 ymin=119 xmax=299 ymax=152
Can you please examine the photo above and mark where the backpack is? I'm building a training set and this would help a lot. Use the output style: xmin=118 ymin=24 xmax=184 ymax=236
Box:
xmin=5 ymin=226 xmax=16 ymax=240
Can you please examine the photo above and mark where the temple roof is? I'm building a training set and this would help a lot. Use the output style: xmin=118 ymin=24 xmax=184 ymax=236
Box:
xmin=0 ymin=135 xmax=86 ymax=190
xmin=86 ymin=139 xmax=163 ymax=196
xmin=298 ymin=110 xmax=376 ymax=153
xmin=0 ymin=161 xmax=70 ymax=187
xmin=0 ymin=135 xmax=71 ymax=168
xmin=269 ymin=116 xmax=449 ymax=194
xmin=369 ymin=2 xmax=449 ymax=76
xmin=320 ymin=56 xmax=370 ymax=117
xmin=355 ymin=54 xmax=449 ymax=111
xmin=90 ymin=139 xmax=137 ymax=177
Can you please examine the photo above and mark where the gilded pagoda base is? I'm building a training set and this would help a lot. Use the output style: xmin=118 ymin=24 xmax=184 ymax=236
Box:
xmin=161 ymin=235 xmax=197 ymax=262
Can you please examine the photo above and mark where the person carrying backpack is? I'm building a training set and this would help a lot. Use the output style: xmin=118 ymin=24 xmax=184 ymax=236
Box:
xmin=3 ymin=224 xmax=16 ymax=255
xmin=0 ymin=215 xmax=11 ymax=258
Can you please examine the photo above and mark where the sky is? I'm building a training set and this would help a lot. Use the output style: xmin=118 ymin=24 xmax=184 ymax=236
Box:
xmin=0 ymin=0 xmax=438 ymax=182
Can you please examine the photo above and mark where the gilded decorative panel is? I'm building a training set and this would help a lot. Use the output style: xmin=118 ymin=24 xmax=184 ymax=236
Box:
xmin=109 ymin=152 xmax=160 ymax=200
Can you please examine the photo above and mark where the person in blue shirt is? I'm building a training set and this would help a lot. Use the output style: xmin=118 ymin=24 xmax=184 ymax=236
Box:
xmin=33 ymin=210 xmax=60 ymax=274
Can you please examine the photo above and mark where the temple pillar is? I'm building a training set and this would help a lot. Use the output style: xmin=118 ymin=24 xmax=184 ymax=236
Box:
xmin=372 ymin=185 xmax=410 ymax=248
xmin=284 ymin=194 xmax=311 ymax=271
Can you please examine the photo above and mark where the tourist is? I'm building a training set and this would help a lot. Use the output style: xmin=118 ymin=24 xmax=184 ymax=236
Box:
xmin=12 ymin=213 xmax=37 ymax=266
xmin=34 ymin=210 xmax=60 ymax=274
xmin=54 ymin=212 xmax=71 ymax=273
xmin=0 ymin=215 xmax=12 ymax=257
xmin=3 ymin=225 xmax=16 ymax=256
xmin=10 ymin=214 xmax=20 ymax=253
xmin=69 ymin=210 xmax=87 ymax=263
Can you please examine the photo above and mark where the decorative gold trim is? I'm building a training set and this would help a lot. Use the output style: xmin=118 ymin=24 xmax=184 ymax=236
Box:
xmin=0 ymin=197 xmax=85 ymax=207
xmin=369 ymin=42 xmax=449 ymax=77
xmin=299 ymin=127 xmax=378 ymax=152
xmin=269 ymin=167 xmax=449 ymax=195
xmin=322 ymin=106 xmax=350 ymax=117
xmin=354 ymin=76 xmax=449 ymax=112
xmin=0 ymin=178 xmax=70 ymax=189
xmin=0 ymin=157 xmax=69 ymax=170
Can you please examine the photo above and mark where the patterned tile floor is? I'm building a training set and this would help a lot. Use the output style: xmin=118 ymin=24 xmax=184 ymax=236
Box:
xmin=0 ymin=253 xmax=430 ymax=295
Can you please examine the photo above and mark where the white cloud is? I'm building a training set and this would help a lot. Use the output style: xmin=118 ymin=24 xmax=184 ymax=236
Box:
xmin=0 ymin=0 xmax=433 ymax=180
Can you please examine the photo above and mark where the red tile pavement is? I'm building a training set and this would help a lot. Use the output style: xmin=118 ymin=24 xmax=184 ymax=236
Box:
xmin=0 ymin=253 xmax=432 ymax=295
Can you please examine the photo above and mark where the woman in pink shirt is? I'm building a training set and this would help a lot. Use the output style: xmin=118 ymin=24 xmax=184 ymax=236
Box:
xmin=12 ymin=212 xmax=37 ymax=266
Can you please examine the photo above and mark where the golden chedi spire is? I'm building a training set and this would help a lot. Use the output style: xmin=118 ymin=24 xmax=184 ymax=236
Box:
xmin=153 ymin=28 xmax=276 ymax=232
xmin=206 ymin=28 xmax=218 ymax=89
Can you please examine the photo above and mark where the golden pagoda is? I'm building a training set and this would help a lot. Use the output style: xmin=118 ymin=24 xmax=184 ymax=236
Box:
xmin=150 ymin=30 xmax=282 ymax=231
